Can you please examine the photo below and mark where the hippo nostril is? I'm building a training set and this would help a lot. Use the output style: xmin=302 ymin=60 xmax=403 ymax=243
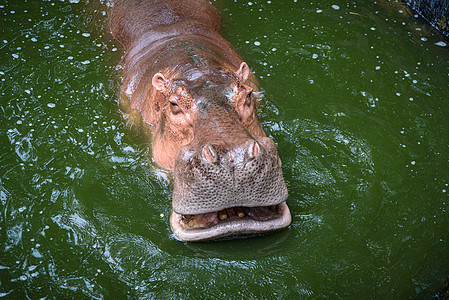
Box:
xmin=247 ymin=139 xmax=260 ymax=159
xmin=202 ymin=144 xmax=218 ymax=163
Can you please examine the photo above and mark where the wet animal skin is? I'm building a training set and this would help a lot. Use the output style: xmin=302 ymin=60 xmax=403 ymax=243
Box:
xmin=110 ymin=0 xmax=291 ymax=241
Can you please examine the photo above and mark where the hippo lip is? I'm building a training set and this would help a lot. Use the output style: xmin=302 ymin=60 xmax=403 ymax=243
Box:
xmin=169 ymin=202 xmax=291 ymax=242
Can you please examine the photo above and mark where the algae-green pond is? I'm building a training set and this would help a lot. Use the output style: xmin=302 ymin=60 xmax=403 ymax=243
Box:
xmin=1 ymin=0 xmax=448 ymax=298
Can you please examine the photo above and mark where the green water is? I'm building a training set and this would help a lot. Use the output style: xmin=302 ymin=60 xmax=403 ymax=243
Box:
xmin=1 ymin=0 xmax=448 ymax=298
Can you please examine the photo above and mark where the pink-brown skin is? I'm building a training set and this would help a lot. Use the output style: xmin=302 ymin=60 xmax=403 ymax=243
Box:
xmin=110 ymin=0 xmax=291 ymax=241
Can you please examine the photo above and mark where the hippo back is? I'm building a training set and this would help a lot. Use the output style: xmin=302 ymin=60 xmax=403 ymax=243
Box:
xmin=110 ymin=0 xmax=221 ymax=48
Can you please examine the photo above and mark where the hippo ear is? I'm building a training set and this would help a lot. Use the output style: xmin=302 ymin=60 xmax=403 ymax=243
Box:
xmin=152 ymin=73 xmax=169 ymax=94
xmin=236 ymin=62 xmax=250 ymax=82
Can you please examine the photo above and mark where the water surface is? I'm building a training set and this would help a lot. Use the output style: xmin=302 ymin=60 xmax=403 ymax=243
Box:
xmin=1 ymin=0 xmax=448 ymax=298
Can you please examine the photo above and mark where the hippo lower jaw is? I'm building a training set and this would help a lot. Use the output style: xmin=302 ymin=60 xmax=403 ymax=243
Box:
xmin=169 ymin=202 xmax=291 ymax=242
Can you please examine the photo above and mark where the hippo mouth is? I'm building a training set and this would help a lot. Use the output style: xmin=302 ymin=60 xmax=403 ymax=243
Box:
xmin=170 ymin=202 xmax=291 ymax=241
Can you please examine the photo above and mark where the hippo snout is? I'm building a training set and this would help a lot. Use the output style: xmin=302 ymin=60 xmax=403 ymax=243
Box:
xmin=201 ymin=139 xmax=260 ymax=164
xmin=172 ymin=137 xmax=288 ymax=215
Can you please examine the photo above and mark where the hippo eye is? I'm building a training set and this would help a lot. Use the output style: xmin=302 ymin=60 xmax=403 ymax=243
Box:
xmin=169 ymin=101 xmax=183 ymax=115
xmin=245 ymin=90 xmax=253 ymax=107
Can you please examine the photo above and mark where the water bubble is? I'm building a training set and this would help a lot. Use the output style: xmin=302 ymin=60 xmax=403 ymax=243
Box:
xmin=81 ymin=33 xmax=90 ymax=37
xmin=375 ymin=66 xmax=381 ymax=70
xmin=331 ymin=5 xmax=340 ymax=10
xmin=254 ymin=41 xmax=261 ymax=46
xmin=435 ymin=41 xmax=447 ymax=47
xmin=312 ymin=53 xmax=318 ymax=59
xmin=47 ymin=103 xmax=55 ymax=108
xmin=31 ymin=37 xmax=37 ymax=42
xmin=316 ymin=9 xmax=323 ymax=13
xmin=81 ymin=60 xmax=90 ymax=65
xmin=12 ymin=54 xmax=19 ymax=59
xmin=31 ymin=249 xmax=43 ymax=258
xmin=421 ymin=37 xmax=427 ymax=42
xmin=411 ymin=161 xmax=416 ymax=165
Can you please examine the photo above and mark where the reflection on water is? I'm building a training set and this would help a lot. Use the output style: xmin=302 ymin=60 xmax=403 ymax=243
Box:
xmin=1 ymin=0 xmax=449 ymax=298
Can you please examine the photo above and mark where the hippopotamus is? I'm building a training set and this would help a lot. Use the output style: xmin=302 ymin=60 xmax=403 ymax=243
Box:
xmin=110 ymin=0 xmax=291 ymax=241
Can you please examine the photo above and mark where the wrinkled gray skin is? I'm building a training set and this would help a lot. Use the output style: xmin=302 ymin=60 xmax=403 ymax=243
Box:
xmin=110 ymin=0 xmax=291 ymax=241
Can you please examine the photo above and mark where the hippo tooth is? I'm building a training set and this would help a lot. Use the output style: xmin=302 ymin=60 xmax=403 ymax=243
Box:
xmin=181 ymin=215 xmax=193 ymax=222
xmin=218 ymin=209 xmax=228 ymax=220
xmin=235 ymin=207 xmax=245 ymax=218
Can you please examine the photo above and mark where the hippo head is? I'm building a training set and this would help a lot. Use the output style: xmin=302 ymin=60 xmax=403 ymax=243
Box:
xmin=150 ymin=62 xmax=290 ymax=241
